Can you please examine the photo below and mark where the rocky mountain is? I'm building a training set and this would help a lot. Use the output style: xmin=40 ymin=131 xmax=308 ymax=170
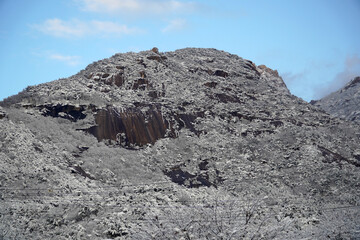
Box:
xmin=311 ymin=76 xmax=360 ymax=123
xmin=0 ymin=48 xmax=359 ymax=239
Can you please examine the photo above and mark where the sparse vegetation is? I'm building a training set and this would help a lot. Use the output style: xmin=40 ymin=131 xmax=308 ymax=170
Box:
xmin=0 ymin=48 xmax=359 ymax=239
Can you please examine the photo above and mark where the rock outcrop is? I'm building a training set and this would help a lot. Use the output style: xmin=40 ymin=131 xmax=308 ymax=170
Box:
xmin=0 ymin=48 xmax=359 ymax=239
xmin=312 ymin=76 xmax=360 ymax=123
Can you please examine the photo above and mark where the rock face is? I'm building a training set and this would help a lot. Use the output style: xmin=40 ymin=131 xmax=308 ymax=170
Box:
xmin=1 ymin=48 xmax=360 ymax=239
xmin=312 ymin=76 xmax=360 ymax=123
xmin=87 ymin=106 xmax=169 ymax=147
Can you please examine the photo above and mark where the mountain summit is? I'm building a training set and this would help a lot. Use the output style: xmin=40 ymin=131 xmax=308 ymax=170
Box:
xmin=1 ymin=48 xmax=359 ymax=239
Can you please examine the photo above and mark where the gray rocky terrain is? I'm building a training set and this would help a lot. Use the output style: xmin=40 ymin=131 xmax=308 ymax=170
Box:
xmin=0 ymin=48 xmax=359 ymax=239
xmin=311 ymin=76 xmax=360 ymax=124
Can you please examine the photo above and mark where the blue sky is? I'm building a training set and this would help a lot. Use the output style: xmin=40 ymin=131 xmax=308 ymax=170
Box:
xmin=1 ymin=0 xmax=359 ymax=101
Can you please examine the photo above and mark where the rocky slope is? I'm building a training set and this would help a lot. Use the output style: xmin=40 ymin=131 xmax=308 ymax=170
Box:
xmin=311 ymin=76 xmax=360 ymax=123
xmin=0 ymin=48 xmax=359 ymax=239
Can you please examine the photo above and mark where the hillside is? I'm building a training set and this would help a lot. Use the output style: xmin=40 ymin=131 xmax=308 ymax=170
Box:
xmin=0 ymin=48 xmax=359 ymax=239
xmin=311 ymin=76 xmax=360 ymax=123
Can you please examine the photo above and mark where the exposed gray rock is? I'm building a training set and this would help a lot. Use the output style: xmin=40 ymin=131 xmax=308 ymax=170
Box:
xmin=0 ymin=48 xmax=359 ymax=239
xmin=312 ymin=76 xmax=360 ymax=123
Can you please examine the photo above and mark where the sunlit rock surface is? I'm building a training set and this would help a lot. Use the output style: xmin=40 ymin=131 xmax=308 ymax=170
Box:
xmin=1 ymin=48 xmax=359 ymax=239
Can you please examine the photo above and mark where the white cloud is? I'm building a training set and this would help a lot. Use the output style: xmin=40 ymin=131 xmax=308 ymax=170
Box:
xmin=34 ymin=18 xmax=140 ymax=38
xmin=78 ymin=0 xmax=196 ymax=15
xmin=91 ymin=20 xmax=136 ymax=35
xmin=34 ymin=19 xmax=87 ymax=38
xmin=49 ymin=54 xmax=82 ymax=66
xmin=162 ymin=19 xmax=187 ymax=32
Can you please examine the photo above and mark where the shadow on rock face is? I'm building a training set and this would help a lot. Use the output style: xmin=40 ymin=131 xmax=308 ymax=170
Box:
xmin=87 ymin=106 xmax=170 ymax=148
xmin=164 ymin=159 xmax=224 ymax=188
xmin=86 ymin=106 xmax=205 ymax=149
xmin=40 ymin=104 xmax=86 ymax=122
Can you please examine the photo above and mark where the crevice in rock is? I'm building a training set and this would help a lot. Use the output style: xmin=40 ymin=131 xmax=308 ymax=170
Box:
xmin=132 ymin=78 xmax=150 ymax=90
xmin=204 ymin=82 xmax=218 ymax=88
xmin=213 ymin=70 xmax=229 ymax=78
xmin=244 ymin=61 xmax=260 ymax=74
xmin=198 ymin=159 xmax=209 ymax=170
xmin=0 ymin=110 xmax=6 ymax=119
xmin=147 ymin=55 xmax=167 ymax=63
xmin=270 ymin=120 xmax=284 ymax=127
xmin=112 ymin=72 xmax=125 ymax=87
xmin=39 ymin=104 xmax=86 ymax=122
xmin=241 ymin=129 xmax=275 ymax=137
xmin=175 ymin=113 xmax=204 ymax=136
xmin=73 ymin=207 xmax=98 ymax=223
xmin=164 ymin=166 xmax=217 ymax=188
xmin=212 ymin=93 xmax=241 ymax=103
xmin=164 ymin=159 xmax=223 ymax=188
xmin=70 ymin=165 xmax=95 ymax=180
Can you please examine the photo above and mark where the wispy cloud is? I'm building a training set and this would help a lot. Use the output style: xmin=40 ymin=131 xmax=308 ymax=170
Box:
xmin=162 ymin=19 xmax=187 ymax=33
xmin=281 ymin=71 xmax=307 ymax=86
xmin=33 ymin=18 xmax=140 ymax=38
xmin=78 ymin=0 xmax=197 ymax=15
xmin=49 ymin=54 xmax=81 ymax=66
xmin=91 ymin=20 xmax=139 ymax=35
xmin=33 ymin=19 xmax=87 ymax=38
xmin=314 ymin=54 xmax=360 ymax=99
xmin=31 ymin=50 xmax=82 ymax=66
